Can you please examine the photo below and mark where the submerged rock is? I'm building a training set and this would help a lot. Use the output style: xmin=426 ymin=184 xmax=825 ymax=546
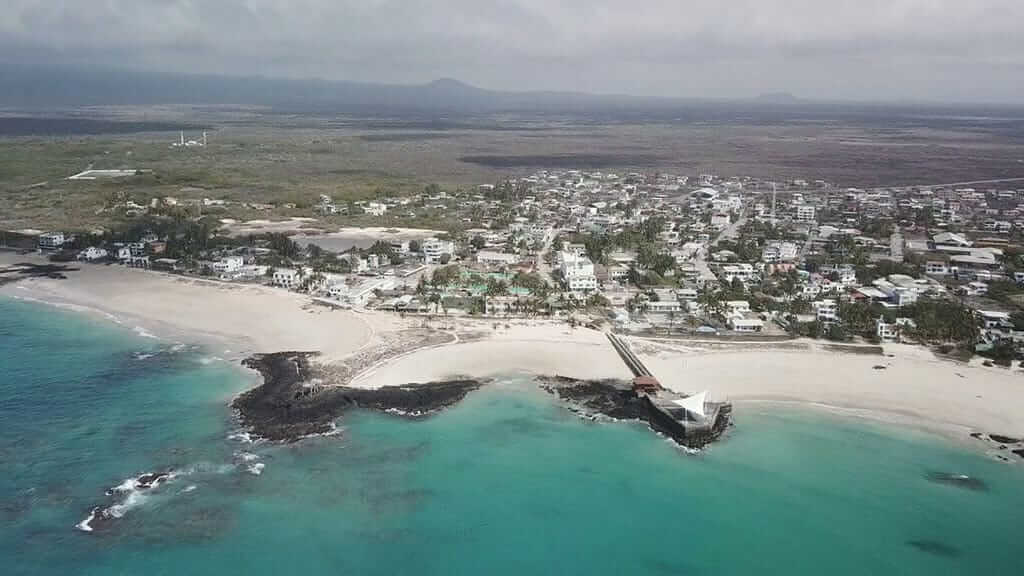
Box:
xmin=234 ymin=352 xmax=484 ymax=442
xmin=989 ymin=434 xmax=1021 ymax=444
xmin=906 ymin=539 xmax=960 ymax=558
xmin=925 ymin=472 xmax=988 ymax=491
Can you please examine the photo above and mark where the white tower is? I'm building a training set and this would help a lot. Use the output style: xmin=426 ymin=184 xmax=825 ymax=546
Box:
xmin=202 ymin=131 xmax=207 ymax=147
xmin=771 ymin=182 xmax=777 ymax=225
xmin=179 ymin=131 xmax=185 ymax=146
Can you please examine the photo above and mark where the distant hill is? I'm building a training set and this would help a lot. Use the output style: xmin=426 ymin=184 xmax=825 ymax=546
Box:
xmin=755 ymin=92 xmax=801 ymax=104
xmin=0 ymin=63 xmax=660 ymax=111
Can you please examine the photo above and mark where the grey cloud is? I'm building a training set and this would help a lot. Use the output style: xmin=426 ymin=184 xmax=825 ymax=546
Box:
xmin=1 ymin=0 xmax=1023 ymax=102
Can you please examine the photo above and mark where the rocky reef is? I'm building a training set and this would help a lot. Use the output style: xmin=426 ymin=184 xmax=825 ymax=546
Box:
xmin=234 ymin=352 xmax=483 ymax=441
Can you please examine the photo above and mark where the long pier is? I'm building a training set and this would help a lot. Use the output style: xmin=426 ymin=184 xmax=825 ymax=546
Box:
xmin=605 ymin=332 xmax=732 ymax=447
xmin=606 ymin=333 xmax=652 ymax=378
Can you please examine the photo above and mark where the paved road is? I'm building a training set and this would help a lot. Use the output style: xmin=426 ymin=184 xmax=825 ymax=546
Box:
xmin=711 ymin=211 xmax=747 ymax=248
xmin=536 ymin=227 xmax=557 ymax=284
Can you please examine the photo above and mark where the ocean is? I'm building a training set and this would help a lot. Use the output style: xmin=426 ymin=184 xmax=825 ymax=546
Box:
xmin=2 ymin=296 xmax=1022 ymax=575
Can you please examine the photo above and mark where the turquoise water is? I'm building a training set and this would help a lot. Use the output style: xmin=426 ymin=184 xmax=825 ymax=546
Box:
xmin=2 ymin=297 xmax=1023 ymax=575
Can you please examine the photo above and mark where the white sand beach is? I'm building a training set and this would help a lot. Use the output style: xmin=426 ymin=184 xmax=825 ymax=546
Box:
xmin=4 ymin=251 xmax=1024 ymax=438
xmin=0 ymin=252 xmax=382 ymax=361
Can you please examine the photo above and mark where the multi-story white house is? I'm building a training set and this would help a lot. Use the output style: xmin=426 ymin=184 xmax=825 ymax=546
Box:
xmin=560 ymin=251 xmax=598 ymax=292
xmin=761 ymin=241 xmax=798 ymax=263
xmin=273 ymin=268 xmax=300 ymax=289
xmin=720 ymin=263 xmax=756 ymax=284
xmin=925 ymin=261 xmax=950 ymax=275
xmin=813 ymin=299 xmax=839 ymax=323
xmin=38 ymin=232 xmax=65 ymax=251
xmin=877 ymin=318 xmax=916 ymax=342
xmin=795 ymin=205 xmax=816 ymax=223
xmin=213 ymin=256 xmax=245 ymax=275
xmin=423 ymin=238 xmax=455 ymax=264
xmin=710 ymin=213 xmax=731 ymax=230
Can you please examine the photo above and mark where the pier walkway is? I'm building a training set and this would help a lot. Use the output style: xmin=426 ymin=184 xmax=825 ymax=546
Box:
xmin=606 ymin=333 xmax=652 ymax=379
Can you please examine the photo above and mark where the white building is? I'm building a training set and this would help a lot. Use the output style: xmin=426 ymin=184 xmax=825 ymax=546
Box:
xmin=212 ymin=256 xmax=244 ymax=275
xmin=720 ymin=263 xmax=756 ymax=284
xmin=813 ymin=299 xmax=838 ymax=322
xmin=725 ymin=300 xmax=751 ymax=316
xmin=273 ymin=268 xmax=300 ymax=289
xmin=877 ymin=318 xmax=916 ymax=342
xmin=560 ymin=251 xmax=598 ymax=292
xmin=38 ymin=232 xmax=65 ymax=251
xmin=795 ymin=205 xmax=816 ymax=223
xmin=78 ymin=247 xmax=108 ymax=261
xmin=710 ymin=213 xmax=731 ymax=230
xmin=761 ymin=241 xmax=798 ymax=263
xmin=423 ymin=238 xmax=455 ymax=265
xmin=477 ymin=251 xmax=519 ymax=267
xmin=925 ymin=261 xmax=950 ymax=275
xmin=729 ymin=317 xmax=764 ymax=332
xmin=365 ymin=202 xmax=388 ymax=216
xmin=648 ymin=299 xmax=682 ymax=314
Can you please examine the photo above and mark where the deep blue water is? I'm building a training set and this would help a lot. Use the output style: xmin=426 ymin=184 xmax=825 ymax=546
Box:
xmin=2 ymin=297 xmax=1023 ymax=575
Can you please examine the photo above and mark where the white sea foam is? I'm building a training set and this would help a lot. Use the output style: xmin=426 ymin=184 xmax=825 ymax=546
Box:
xmin=228 ymin=431 xmax=254 ymax=443
xmin=132 ymin=326 xmax=158 ymax=339
xmin=181 ymin=485 xmax=197 ymax=494
xmin=75 ymin=508 xmax=99 ymax=532
xmin=106 ymin=489 xmax=148 ymax=518
xmin=236 ymin=451 xmax=260 ymax=462
xmin=133 ymin=352 xmax=155 ymax=360
xmin=246 ymin=462 xmax=265 ymax=476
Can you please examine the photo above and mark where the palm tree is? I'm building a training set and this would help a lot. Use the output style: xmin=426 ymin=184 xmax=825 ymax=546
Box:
xmin=485 ymin=278 xmax=508 ymax=316
xmin=698 ymin=288 xmax=721 ymax=321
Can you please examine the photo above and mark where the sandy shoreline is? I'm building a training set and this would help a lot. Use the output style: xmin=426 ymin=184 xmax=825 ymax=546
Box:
xmin=4 ymin=250 xmax=1024 ymax=444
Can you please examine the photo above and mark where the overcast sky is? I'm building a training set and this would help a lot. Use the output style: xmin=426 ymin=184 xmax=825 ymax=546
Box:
xmin=3 ymin=0 xmax=1023 ymax=103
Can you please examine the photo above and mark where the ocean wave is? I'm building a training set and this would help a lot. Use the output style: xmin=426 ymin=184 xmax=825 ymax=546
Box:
xmin=11 ymin=295 xmax=123 ymax=324
xmin=132 ymin=326 xmax=159 ymax=339
xmin=246 ymin=462 xmax=265 ymax=476
xmin=133 ymin=352 xmax=156 ymax=361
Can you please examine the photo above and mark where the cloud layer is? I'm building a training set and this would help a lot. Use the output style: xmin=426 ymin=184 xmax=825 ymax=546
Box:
xmin=2 ymin=1 xmax=1023 ymax=102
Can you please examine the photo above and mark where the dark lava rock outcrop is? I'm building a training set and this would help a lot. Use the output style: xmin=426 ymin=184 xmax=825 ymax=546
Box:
xmin=234 ymin=352 xmax=483 ymax=441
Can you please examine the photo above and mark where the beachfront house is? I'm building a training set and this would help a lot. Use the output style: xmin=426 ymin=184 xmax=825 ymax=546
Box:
xmin=273 ymin=268 xmax=300 ymax=289
xmin=876 ymin=318 xmax=916 ymax=343
xmin=38 ymin=232 xmax=65 ymax=251
xmin=728 ymin=317 xmax=764 ymax=332
xmin=213 ymin=256 xmax=245 ymax=276
xmin=813 ymin=299 xmax=838 ymax=323
xmin=77 ymin=247 xmax=108 ymax=261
